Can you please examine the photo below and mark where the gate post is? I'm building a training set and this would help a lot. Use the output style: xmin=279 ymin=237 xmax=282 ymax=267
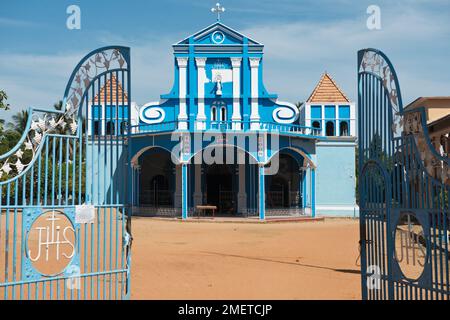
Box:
xmin=181 ymin=163 xmax=189 ymax=220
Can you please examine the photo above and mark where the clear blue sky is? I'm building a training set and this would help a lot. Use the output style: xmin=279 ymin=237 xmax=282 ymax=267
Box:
xmin=1 ymin=0 xmax=449 ymax=121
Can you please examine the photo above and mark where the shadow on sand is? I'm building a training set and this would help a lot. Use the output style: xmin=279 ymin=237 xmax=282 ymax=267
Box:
xmin=200 ymin=251 xmax=361 ymax=275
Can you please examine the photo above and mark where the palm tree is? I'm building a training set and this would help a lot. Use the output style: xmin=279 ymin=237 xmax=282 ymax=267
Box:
xmin=0 ymin=90 xmax=10 ymax=110
xmin=8 ymin=110 xmax=29 ymax=133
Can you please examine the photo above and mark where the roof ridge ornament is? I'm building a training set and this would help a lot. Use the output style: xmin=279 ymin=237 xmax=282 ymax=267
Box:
xmin=211 ymin=2 xmax=225 ymax=21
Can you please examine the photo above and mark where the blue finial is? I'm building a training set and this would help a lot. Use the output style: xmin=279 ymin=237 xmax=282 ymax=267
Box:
xmin=211 ymin=2 xmax=225 ymax=21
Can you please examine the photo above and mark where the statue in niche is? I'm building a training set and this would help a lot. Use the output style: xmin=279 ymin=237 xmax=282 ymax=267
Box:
xmin=215 ymin=74 xmax=223 ymax=96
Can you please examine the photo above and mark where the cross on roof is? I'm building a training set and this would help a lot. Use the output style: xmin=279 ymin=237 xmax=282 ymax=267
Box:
xmin=211 ymin=2 xmax=225 ymax=21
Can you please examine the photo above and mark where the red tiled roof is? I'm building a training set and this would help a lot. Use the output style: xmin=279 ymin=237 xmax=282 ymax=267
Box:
xmin=93 ymin=75 xmax=128 ymax=104
xmin=307 ymin=73 xmax=350 ymax=103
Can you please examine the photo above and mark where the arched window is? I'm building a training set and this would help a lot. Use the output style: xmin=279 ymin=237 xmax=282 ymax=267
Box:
xmin=339 ymin=121 xmax=349 ymax=136
xmin=326 ymin=121 xmax=335 ymax=136
xmin=120 ymin=121 xmax=127 ymax=135
xmin=93 ymin=121 xmax=100 ymax=135
xmin=211 ymin=107 xmax=217 ymax=121
xmin=220 ymin=106 xmax=227 ymax=121
xmin=312 ymin=121 xmax=321 ymax=129
xmin=106 ymin=121 xmax=115 ymax=135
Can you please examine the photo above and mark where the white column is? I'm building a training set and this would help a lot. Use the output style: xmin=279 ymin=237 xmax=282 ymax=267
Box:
xmin=101 ymin=103 xmax=106 ymax=135
xmin=177 ymin=57 xmax=189 ymax=130
xmin=305 ymin=103 xmax=311 ymax=127
xmin=305 ymin=103 xmax=311 ymax=134
xmin=195 ymin=57 xmax=207 ymax=130
xmin=88 ymin=103 xmax=92 ymax=135
xmin=237 ymin=164 xmax=247 ymax=213
xmin=193 ymin=165 xmax=202 ymax=206
xmin=335 ymin=104 xmax=339 ymax=136
xmin=231 ymin=58 xmax=242 ymax=130
xmin=321 ymin=105 xmax=326 ymax=137
xmin=249 ymin=57 xmax=261 ymax=130
xmin=350 ymin=102 xmax=356 ymax=136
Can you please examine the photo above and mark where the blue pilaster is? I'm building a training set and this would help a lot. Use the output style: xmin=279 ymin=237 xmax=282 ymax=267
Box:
xmin=182 ymin=163 xmax=188 ymax=220
xmin=258 ymin=164 xmax=265 ymax=220
xmin=242 ymin=37 xmax=249 ymax=122
xmin=311 ymin=168 xmax=316 ymax=218
xmin=302 ymin=168 xmax=307 ymax=209
xmin=136 ymin=167 xmax=140 ymax=206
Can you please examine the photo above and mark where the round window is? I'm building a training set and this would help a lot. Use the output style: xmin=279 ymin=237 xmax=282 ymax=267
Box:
xmin=211 ymin=31 xmax=225 ymax=44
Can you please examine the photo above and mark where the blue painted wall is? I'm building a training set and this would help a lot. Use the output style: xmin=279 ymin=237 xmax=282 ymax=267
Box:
xmin=315 ymin=140 xmax=358 ymax=217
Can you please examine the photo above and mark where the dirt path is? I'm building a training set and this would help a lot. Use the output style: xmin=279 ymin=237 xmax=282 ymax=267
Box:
xmin=130 ymin=218 xmax=361 ymax=300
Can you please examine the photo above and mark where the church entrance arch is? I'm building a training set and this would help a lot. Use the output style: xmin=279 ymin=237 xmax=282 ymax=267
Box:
xmin=266 ymin=153 xmax=301 ymax=209
xmin=138 ymin=147 xmax=176 ymax=211
xmin=205 ymin=163 xmax=235 ymax=214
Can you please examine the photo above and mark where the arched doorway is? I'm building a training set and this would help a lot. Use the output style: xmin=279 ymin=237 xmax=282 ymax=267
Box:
xmin=266 ymin=152 xmax=302 ymax=212
xmin=205 ymin=163 xmax=235 ymax=214
xmin=188 ymin=145 xmax=260 ymax=217
xmin=138 ymin=148 xmax=175 ymax=209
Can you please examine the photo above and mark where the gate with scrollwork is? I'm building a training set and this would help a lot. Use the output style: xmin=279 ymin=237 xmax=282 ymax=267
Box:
xmin=0 ymin=46 xmax=132 ymax=300
xmin=358 ymin=48 xmax=450 ymax=300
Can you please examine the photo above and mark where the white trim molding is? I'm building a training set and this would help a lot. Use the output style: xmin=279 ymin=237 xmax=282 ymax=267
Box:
xmin=139 ymin=101 xmax=167 ymax=124
xmin=177 ymin=57 xmax=189 ymax=130
xmin=231 ymin=57 xmax=242 ymax=130
xmin=272 ymin=99 xmax=299 ymax=124
xmin=195 ymin=57 xmax=207 ymax=130
xmin=249 ymin=57 xmax=261 ymax=130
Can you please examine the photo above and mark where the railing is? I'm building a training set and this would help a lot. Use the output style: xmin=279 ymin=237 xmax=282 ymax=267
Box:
xmin=259 ymin=122 xmax=322 ymax=136
xmin=139 ymin=189 xmax=173 ymax=206
xmin=129 ymin=121 xmax=177 ymax=135
xmin=218 ymin=190 xmax=235 ymax=213
xmin=266 ymin=191 xmax=302 ymax=208
xmin=129 ymin=120 xmax=322 ymax=137
xmin=266 ymin=191 xmax=284 ymax=207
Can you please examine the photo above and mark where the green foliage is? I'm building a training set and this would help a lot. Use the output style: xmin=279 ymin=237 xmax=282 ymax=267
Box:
xmin=0 ymin=90 xmax=10 ymax=110
xmin=0 ymin=99 xmax=87 ymax=201
xmin=7 ymin=109 xmax=29 ymax=133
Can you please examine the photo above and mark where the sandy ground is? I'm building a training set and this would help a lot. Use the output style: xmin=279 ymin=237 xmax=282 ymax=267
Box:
xmin=130 ymin=218 xmax=361 ymax=300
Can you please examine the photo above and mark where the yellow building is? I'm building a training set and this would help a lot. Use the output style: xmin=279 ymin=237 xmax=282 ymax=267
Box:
xmin=405 ymin=97 xmax=450 ymax=156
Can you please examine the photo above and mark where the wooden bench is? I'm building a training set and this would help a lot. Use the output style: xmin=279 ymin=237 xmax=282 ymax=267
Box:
xmin=196 ymin=205 xmax=217 ymax=218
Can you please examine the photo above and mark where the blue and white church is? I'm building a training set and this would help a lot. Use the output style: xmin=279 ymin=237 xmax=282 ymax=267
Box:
xmin=89 ymin=6 xmax=358 ymax=219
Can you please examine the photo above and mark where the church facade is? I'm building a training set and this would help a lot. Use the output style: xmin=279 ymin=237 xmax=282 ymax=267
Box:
xmin=88 ymin=21 xmax=358 ymax=219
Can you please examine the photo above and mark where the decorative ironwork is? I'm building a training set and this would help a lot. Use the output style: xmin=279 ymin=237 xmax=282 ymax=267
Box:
xmin=0 ymin=46 xmax=131 ymax=300
xmin=0 ymin=47 xmax=128 ymax=181
xmin=0 ymin=110 xmax=76 ymax=180
xmin=358 ymin=48 xmax=450 ymax=300
xmin=360 ymin=50 xmax=403 ymax=136
xmin=65 ymin=48 xmax=127 ymax=117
